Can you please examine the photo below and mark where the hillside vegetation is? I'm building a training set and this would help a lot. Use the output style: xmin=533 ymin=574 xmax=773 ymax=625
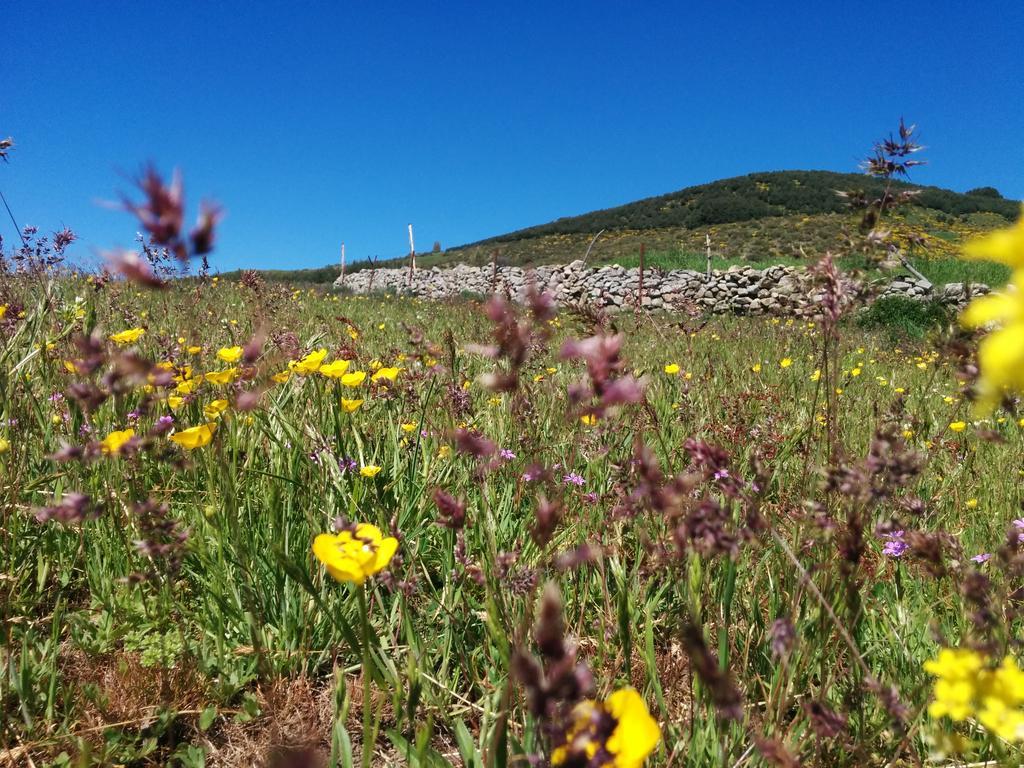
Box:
xmin=259 ymin=171 xmax=1018 ymax=283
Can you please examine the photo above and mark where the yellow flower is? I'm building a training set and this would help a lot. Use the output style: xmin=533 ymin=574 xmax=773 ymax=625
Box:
xmin=401 ymin=422 xmax=418 ymax=433
xmin=663 ymin=363 xmax=680 ymax=375
xmin=780 ymin=358 xmax=793 ymax=368
xmin=360 ymin=465 xmax=381 ymax=478
xmin=966 ymin=498 xmax=978 ymax=509
xmin=0 ymin=305 xmax=6 ymax=319
xmin=810 ymin=369 xmax=821 ymax=382
xmin=169 ymin=422 xmax=217 ymax=450
xmin=271 ymin=370 xmax=291 ymax=384
xmin=217 ymin=345 xmax=243 ymax=363
xmin=949 ymin=421 xmax=967 ymax=433
xmin=925 ymin=648 xmax=985 ymax=721
xmin=312 ymin=523 xmax=398 ymax=585
xmin=62 ymin=360 xmax=79 ymax=374
xmin=187 ymin=345 xmax=202 ymax=355
xmin=319 ymin=359 xmax=351 ymax=378
xmin=203 ymin=399 xmax=229 ymax=420
xmin=110 ymin=328 xmax=145 ymax=345
xmin=962 ymin=206 xmax=1024 ymax=268
xmin=551 ymin=688 xmax=660 ymax=768
xmin=850 ymin=367 xmax=862 ymax=377
xmin=289 ymin=349 xmax=328 ymax=375
xmin=0 ymin=437 xmax=10 ymax=454
xmin=926 ymin=648 xmax=1024 ymax=741
xmin=341 ymin=398 xmax=364 ymax=413
xmin=204 ymin=368 xmax=238 ymax=386
xmin=167 ymin=395 xmax=184 ymax=409
xmin=371 ymin=366 xmax=400 ymax=383
xmin=176 ymin=377 xmax=201 ymax=395
xmin=100 ymin=428 xmax=135 ymax=455
xmin=751 ymin=363 xmax=762 ymax=373
xmin=341 ymin=371 xmax=367 ymax=387
xmin=580 ymin=414 xmax=597 ymax=426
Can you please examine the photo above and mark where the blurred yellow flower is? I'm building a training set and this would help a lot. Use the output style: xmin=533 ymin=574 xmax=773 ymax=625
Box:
xmin=312 ymin=523 xmax=398 ymax=584
xmin=360 ymin=465 xmax=381 ymax=478
xmin=851 ymin=367 xmax=862 ymax=377
xmin=966 ymin=498 xmax=978 ymax=509
xmin=371 ymin=366 xmax=400 ymax=383
xmin=290 ymin=349 xmax=328 ymax=375
xmin=271 ymin=370 xmax=291 ymax=384
xmin=187 ymin=345 xmax=202 ymax=355
xmin=401 ymin=422 xmax=418 ymax=433
xmin=0 ymin=436 xmax=8 ymax=454
xmin=810 ymin=369 xmax=821 ymax=382
xmin=341 ymin=398 xmax=363 ymax=413
xmin=0 ymin=305 xmax=6 ymax=319
xmin=751 ymin=363 xmax=762 ymax=373
xmin=203 ymin=399 xmax=229 ymax=420
xmin=217 ymin=346 xmax=243 ymax=363
xmin=780 ymin=358 xmax=793 ymax=368
xmin=100 ymin=428 xmax=134 ymax=455
xmin=319 ymin=359 xmax=351 ymax=378
xmin=204 ymin=368 xmax=238 ymax=386
xmin=176 ymin=377 xmax=201 ymax=395
xmin=950 ymin=421 xmax=967 ymax=433
xmin=551 ymin=688 xmax=660 ymax=768
xmin=169 ymin=422 xmax=217 ymax=450
xmin=663 ymin=363 xmax=680 ymax=375
xmin=341 ymin=371 xmax=367 ymax=387
xmin=110 ymin=328 xmax=145 ymax=345
xmin=580 ymin=414 xmax=597 ymax=426
xmin=167 ymin=395 xmax=184 ymax=409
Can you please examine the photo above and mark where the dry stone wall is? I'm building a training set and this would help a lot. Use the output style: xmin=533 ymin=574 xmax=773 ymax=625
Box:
xmin=333 ymin=260 xmax=987 ymax=316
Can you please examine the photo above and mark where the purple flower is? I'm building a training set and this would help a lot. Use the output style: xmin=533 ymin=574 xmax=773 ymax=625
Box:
xmin=971 ymin=553 xmax=993 ymax=564
xmin=522 ymin=469 xmax=540 ymax=482
xmin=713 ymin=468 xmax=730 ymax=481
xmin=563 ymin=472 xmax=585 ymax=487
xmin=582 ymin=492 xmax=598 ymax=504
xmin=126 ymin=410 xmax=141 ymax=424
xmin=499 ymin=448 xmax=516 ymax=460
xmin=1013 ymin=519 xmax=1024 ymax=542
xmin=78 ymin=423 xmax=93 ymax=436
xmin=151 ymin=415 xmax=174 ymax=436
xmin=339 ymin=457 xmax=358 ymax=472
xmin=881 ymin=530 xmax=908 ymax=558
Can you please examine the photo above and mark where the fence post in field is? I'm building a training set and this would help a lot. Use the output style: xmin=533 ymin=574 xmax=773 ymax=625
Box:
xmin=705 ymin=233 xmax=712 ymax=279
xmin=407 ymin=223 xmax=416 ymax=290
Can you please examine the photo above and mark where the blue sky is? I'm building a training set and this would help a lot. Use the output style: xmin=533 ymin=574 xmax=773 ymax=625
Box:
xmin=3 ymin=1 xmax=1022 ymax=272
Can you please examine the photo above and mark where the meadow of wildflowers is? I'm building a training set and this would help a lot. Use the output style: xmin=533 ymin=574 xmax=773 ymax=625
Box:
xmin=2 ymin=161 xmax=1024 ymax=766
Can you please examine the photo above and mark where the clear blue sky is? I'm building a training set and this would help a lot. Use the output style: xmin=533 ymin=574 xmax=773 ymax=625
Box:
xmin=3 ymin=1 xmax=1022 ymax=272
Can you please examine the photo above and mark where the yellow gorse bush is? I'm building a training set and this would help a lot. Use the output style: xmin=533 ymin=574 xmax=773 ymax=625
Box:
xmin=312 ymin=523 xmax=398 ymax=585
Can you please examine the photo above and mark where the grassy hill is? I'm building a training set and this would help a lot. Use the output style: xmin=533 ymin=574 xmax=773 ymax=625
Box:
xmin=242 ymin=170 xmax=1019 ymax=283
